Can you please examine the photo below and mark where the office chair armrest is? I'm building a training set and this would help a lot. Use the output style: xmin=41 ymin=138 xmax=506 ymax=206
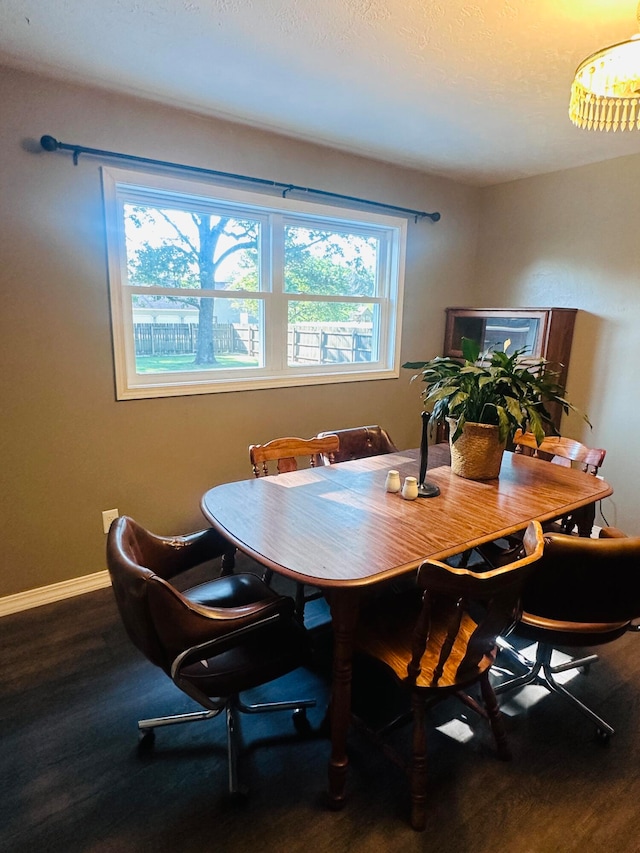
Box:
xmin=185 ymin=591 xmax=295 ymax=624
xmin=170 ymin=611 xmax=286 ymax=677
xmin=149 ymin=582 xmax=297 ymax=664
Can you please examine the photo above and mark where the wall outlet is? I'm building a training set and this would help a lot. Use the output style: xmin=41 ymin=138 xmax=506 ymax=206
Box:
xmin=102 ymin=508 xmax=119 ymax=534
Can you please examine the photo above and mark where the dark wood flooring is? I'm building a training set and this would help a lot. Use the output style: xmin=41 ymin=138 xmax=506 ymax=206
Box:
xmin=2 ymin=557 xmax=640 ymax=852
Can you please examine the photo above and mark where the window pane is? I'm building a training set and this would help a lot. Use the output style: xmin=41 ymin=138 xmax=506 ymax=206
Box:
xmin=284 ymin=225 xmax=377 ymax=297
xmin=131 ymin=295 xmax=261 ymax=374
xmin=123 ymin=203 xmax=260 ymax=290
xmin=105 ymin=168 xmax=406 ymax=398
xmin=287 ymin=302 xmax=377 ymax=365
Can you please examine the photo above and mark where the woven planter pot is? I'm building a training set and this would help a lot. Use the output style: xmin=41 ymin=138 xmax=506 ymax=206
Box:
xmin=447 ymin=419 xmax=506 ymax=480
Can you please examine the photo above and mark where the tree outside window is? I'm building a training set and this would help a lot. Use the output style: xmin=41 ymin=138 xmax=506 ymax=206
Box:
xmin=103 ymin=167 xmax=406 ymax=399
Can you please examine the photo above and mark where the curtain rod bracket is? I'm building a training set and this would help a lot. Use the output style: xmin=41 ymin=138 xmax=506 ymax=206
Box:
xmin=39 ymin=135 xmax=441 ymax=223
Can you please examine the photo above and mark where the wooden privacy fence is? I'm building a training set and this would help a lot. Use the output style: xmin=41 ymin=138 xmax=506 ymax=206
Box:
xmin=134 ymin=322 xmax=372 ymax=363
xmin=134 ymin=323 xmax=258 ymax=357
xmin=288 ymin=326 xmax=372 ymax=363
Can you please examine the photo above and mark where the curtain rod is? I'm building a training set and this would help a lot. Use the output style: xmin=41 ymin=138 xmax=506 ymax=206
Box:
xmin=39 ymin=135 xmax=440 ymax=223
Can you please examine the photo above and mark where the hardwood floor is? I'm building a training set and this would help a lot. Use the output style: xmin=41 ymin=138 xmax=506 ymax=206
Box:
xmin=2 ymin=559 xmax=640 ymax=852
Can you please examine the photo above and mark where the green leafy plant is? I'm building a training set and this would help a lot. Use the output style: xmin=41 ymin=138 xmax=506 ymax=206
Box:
xmin=403 ymin=337 xmax=589 ymax=445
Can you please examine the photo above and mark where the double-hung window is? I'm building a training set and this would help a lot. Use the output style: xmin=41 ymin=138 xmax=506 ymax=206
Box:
xmin=102 ymin=166 xmax=407 ymax=399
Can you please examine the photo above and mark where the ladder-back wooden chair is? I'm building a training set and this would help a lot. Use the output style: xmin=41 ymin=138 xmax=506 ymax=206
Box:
xmin=249 ymin=434 xmax=340 ymax=620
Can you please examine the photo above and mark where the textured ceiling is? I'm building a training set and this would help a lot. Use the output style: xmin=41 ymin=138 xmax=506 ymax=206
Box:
xmin=1 ymin=0 xmax=640 ymax=186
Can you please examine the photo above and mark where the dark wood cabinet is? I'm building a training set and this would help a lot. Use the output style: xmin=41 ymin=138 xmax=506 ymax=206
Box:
xmin=443 ymin=307 xmax=577 ymax=432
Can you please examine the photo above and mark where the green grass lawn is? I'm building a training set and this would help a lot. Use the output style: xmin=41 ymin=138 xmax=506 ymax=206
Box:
xmin=135 ymin=353 xmax=259 ymax=373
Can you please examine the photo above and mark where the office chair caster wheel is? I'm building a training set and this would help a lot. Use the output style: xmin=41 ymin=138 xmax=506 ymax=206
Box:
xmin=292 ymin=708 xmax=312 ymax=735
xmin=137 ymin=729 xmax=155 ymax=755
xmin=595 ymin=728 xmax=611 ymax=745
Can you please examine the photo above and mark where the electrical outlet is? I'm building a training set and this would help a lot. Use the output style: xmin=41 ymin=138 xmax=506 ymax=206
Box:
xmin=102 ymin=508 xmax=119 ymax=534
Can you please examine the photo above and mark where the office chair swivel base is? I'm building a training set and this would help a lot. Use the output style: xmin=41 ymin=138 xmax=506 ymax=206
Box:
xmin=137 ymin=695 xmax=316 ymax=794
xmin=494 ymin=641 xmax=613 ymax=740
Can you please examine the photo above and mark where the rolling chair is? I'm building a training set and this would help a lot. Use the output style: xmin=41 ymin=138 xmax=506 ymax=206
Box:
xmin=315 ymin=424 xmax=397 ymax=464
xmin=353 ymin=521 xmax=545 ymax=830
xmin=494 ymin=527 xmax=640 ymax=741
xmin=106 ymin=515 xmax=315 ymax=795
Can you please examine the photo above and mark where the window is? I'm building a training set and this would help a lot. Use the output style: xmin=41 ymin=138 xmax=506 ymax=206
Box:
xmin=102 ymin=167 xmax=407 ymax=399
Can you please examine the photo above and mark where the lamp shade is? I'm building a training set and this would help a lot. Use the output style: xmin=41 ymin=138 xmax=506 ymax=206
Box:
xmin=569 ymin=6 xmax=640 ymax=131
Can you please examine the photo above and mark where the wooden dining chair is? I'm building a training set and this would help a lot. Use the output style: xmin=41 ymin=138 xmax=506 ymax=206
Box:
xmin=512 ymin=429 xmax=606 ymax=535
xmin=249 ymin=434 xmax=339 ymax=477
xmin=512 ymin=429 xmax=606 ymax=472
xmin=353 ymin=521 xmax=545 ymax=831
xmin=249 ymin=434 xmax=340 ymax=620
xmin=479 ymin=429 xmax=607 ymax=569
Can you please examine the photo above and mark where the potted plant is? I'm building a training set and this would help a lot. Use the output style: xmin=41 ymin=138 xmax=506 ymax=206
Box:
xmin=403 ymin=337 xmax=589 ymax=480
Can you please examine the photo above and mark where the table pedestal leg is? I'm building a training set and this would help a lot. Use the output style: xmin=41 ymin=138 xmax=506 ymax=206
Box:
xmin=325 ymin=587 xmax=360 ymax=809
xmin=576 ymin=502 xmax=597 ymax=537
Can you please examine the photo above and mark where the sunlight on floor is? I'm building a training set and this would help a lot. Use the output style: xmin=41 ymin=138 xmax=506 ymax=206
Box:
xmin=496 ymin=643 xmax=583 ymax=718
xmin=436 ymin=716 xmax=476 ymax=743
xmin=435 ymin=643 xmax=586 ymax=744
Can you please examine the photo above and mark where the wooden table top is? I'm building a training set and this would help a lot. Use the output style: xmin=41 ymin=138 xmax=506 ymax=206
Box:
xmin=201 ymin=445 xmax=613 ymax=589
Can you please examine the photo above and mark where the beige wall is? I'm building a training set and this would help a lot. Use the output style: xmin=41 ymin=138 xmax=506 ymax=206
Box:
xmin=0 ymin=66 xmax=479 ymax=597
xmin=477 ymin=154 xmax=640 ymax=535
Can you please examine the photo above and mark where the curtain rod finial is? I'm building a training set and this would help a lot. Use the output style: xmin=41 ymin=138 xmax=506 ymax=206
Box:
xmin=40 ymin=135 xmax=59 ymax=151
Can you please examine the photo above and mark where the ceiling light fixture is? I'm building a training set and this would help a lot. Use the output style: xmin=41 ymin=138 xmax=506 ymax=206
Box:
xmin=569 ymin=2 xmax=640 ymax=130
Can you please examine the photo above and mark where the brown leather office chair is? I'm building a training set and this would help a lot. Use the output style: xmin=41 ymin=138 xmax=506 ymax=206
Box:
xmin=315 ymin=424 xmax=397 ymax=464
xmin=353 ymin=521 xmax=545 ymax=831
xmin=106 ymin=516 xmax=315 ymax=795
xmin=249 ymin=434 xmax=339 ymax=620
xmin=494 ymin=528 xmax=640 ymax=742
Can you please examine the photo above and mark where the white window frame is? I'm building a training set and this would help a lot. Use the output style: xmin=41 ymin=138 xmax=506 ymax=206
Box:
xmin=102 ymin=166 xmax=407 ymax=400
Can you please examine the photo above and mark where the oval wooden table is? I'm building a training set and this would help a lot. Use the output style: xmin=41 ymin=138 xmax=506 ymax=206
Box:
xmin=201 ymin=444 xmax=613 ymax=807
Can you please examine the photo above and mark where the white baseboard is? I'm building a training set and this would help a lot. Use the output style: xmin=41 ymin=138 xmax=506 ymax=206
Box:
xmin=2 ymin=524 xmax=606 ymax=618
xmin=0 ymin=570 xmax=111 ymax=618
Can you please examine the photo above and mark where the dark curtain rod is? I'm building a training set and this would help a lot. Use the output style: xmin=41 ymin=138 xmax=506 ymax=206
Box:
xmin=39 ymin=135 xmax=440 ymax=223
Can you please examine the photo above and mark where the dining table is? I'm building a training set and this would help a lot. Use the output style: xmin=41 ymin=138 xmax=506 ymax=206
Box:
xmin=201 ymin=443 xmax=613 ymax=808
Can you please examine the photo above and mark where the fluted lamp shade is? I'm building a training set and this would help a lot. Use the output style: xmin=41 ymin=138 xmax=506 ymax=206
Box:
xmin=569 ymin=4 xmax=640 ymax=131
